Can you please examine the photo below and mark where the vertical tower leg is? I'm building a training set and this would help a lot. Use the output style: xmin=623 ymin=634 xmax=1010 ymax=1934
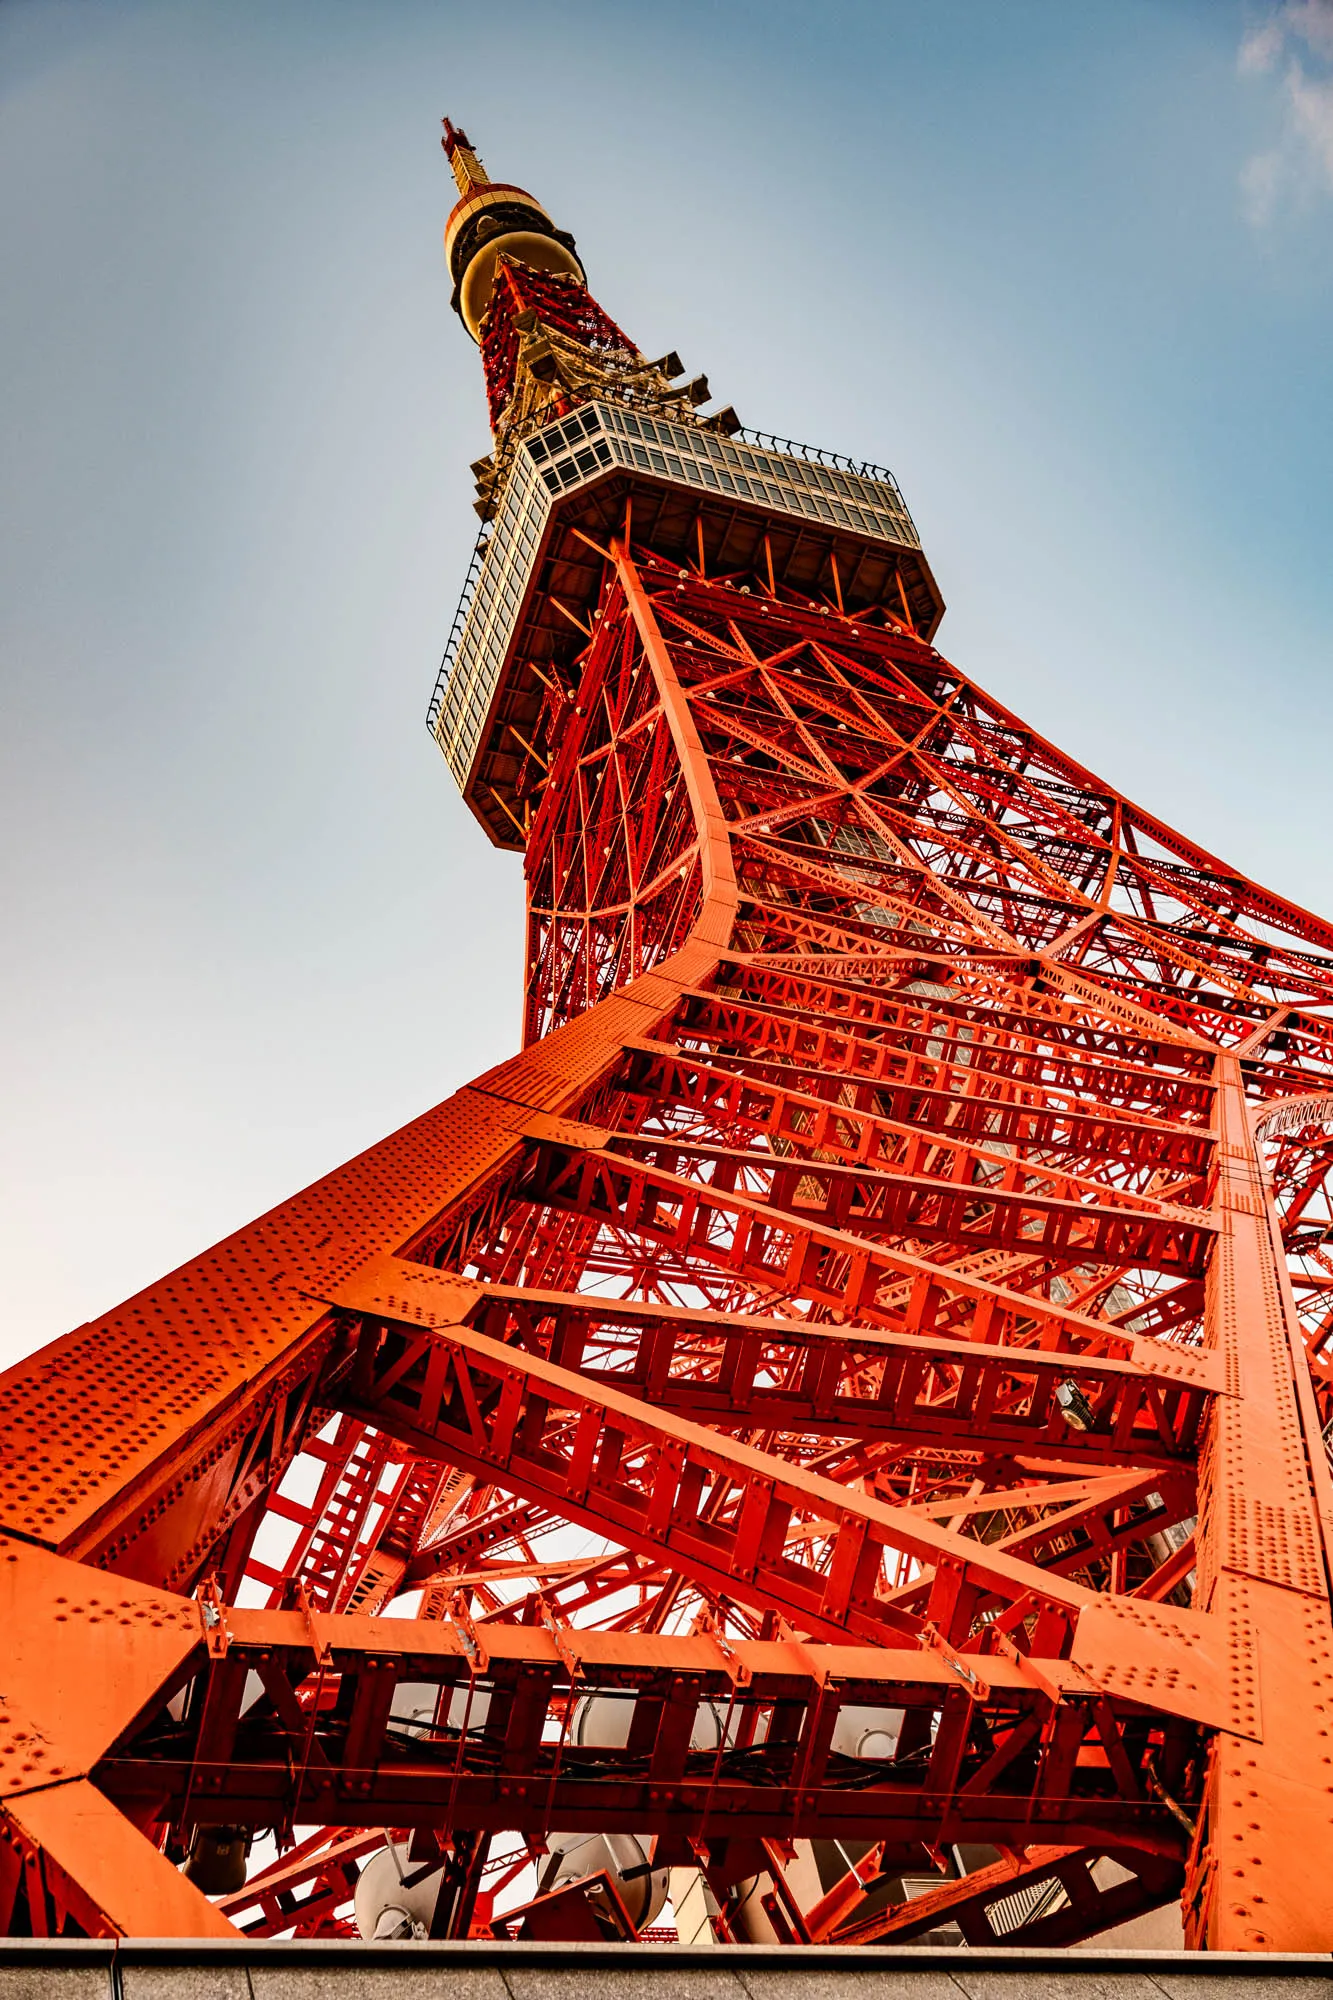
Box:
xmin=1189 ymin=1060 xmax=1333 ymax=1947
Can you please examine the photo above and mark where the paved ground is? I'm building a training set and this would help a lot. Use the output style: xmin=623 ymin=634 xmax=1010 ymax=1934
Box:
xmin=2 ymin=1942 xmax=1330 ymax=2000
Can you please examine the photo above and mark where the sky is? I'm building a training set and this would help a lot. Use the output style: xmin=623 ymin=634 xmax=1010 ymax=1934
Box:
xmin=3 ymin=0 xmax=1333 ymax=1367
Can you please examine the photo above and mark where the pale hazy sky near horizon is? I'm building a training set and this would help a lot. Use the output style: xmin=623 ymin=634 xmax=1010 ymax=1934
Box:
xmin=3 ymin=0 xmax=1333 ymax=1367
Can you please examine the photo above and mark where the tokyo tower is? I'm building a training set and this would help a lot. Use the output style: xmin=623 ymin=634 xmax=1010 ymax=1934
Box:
xmin=5 ymin=117 xmax=1333 ymax=1955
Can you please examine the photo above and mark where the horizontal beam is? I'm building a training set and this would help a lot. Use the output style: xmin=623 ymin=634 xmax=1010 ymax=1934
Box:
xmin=100 ymin=1605 xmax=1195 ymax=1859
xmin=332 ymin=1259 xmax=1216 ymax=1471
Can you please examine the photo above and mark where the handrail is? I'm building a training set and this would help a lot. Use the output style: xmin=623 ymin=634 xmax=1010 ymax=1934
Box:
xmin=426 ymin=521 xmax=491 ymax=730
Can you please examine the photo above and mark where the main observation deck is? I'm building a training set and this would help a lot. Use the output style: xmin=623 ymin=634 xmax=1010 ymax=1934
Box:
xmin=429 ymin=402 xmax=943 ymax=849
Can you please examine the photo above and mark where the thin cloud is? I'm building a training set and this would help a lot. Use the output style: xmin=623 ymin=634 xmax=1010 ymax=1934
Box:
xmin=1239 ymin=0 xmax=1333 ymax=222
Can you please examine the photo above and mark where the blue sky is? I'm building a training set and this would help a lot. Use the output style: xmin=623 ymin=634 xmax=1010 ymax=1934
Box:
xmin=3 ymin=0 xmax=1332 ymax=1362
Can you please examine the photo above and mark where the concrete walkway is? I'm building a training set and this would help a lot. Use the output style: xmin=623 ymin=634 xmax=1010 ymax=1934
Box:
xmin=2 ymin=1941 xmax=1330 ymax=2000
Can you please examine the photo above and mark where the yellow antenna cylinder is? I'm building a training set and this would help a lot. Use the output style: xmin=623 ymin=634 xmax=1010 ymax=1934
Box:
xmin=441 ymin=119 xmax=489 ymax=200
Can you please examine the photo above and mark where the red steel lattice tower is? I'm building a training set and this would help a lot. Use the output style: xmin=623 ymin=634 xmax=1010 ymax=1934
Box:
xmin=4 ymin=121 xmax=1333 ymax=1953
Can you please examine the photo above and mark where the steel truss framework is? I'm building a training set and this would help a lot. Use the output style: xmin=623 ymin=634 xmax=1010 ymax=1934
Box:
xmin=6 ymin=142 xmax=1333 ymax=1961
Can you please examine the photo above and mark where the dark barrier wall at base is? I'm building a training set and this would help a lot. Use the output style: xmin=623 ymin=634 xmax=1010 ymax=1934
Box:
xmin=3 ymin=1942 xmax=1332 ymax=2000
